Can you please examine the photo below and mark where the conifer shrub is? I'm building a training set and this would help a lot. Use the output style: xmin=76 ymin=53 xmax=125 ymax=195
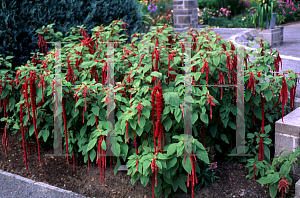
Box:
xmin=0 ymin=0 xmax=144 ymax=71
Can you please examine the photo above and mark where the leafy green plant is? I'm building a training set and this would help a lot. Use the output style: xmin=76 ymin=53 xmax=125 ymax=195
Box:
xmin=253 ymin=0 xmax=276 ymax=30
xmin=247 ymin=147 xmax=300 ymax=198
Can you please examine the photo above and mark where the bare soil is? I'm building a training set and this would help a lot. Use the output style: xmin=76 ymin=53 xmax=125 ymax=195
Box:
xmin=0 ymin=131 xmax=297 ymax=198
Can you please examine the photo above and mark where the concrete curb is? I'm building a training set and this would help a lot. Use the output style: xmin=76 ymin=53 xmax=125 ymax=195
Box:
xmin=0 ymin=169 xmax=88 ymax=197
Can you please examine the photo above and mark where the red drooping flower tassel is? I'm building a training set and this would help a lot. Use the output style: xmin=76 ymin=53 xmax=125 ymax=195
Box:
xmin=247 ymin=72 xmax=256 ymax=95
xmin=29 ymin=71 xmax=41 ymax=166
xmin=20 ymin=103 xmax=29 ymax=174
xmin=258 ymin=95 xmax=265 ymax=161
xmin=278 ymin=176 xmax=291 ymax=198
xmin=200 ymin=58 xmax=211 ymax=86
xmin=62 ymin=97 xmax=69 ymax=165
xmin=280 ymin=76 xmax=288 ymax=123
xmin=253 ymin=163 xmax=257 ymax=180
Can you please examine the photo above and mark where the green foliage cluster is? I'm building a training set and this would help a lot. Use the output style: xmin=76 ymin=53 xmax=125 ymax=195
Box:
xmin=246 ymin=147 xmax=300 ymax=198
xmin=198 ymin=0 xmax=248 ymax=16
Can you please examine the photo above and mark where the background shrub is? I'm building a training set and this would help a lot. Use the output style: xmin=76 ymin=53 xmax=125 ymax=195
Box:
xmin=0 ymin=0 xmax=144 ymax=72
xmin=198 ymin=0 xmax=250 ymax=17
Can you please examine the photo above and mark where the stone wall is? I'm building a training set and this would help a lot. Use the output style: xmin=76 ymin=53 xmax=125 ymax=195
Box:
xmin=173 ymin=0 xmax=198 ymax=29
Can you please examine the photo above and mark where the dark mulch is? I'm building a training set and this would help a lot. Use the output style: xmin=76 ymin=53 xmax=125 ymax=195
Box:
xmin=0 ymin=131 xmax=296 ymax=198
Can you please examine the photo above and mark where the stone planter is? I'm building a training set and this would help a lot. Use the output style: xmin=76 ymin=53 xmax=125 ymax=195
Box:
xmin=265 ymin=13 xmax=277 ymax=29
xmin=253 ymin=26 xmax=283 ymax=47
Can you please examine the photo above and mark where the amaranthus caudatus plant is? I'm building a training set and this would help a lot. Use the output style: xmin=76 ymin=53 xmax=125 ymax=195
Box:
xmin=0 ymin=19 xmax=300 ymax=198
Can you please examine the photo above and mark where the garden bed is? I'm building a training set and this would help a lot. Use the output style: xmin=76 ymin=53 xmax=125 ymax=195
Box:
xmin=0 ymin=132 xmax=296 ymax=198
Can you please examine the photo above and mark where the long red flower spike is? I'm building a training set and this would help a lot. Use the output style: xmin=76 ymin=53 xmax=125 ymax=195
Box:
xmin=136 ymin=102 xmax=143 ymax=125
xmin=258 ymin=94 xmax=266 ymax=161
xmin=217 ymin=69 xmax=226 ymax=100
xmin=253 ymin=163 xmax=257 ymax=180
xmin=247 ymin=72 xmax=256 ymax=95
xmin=62 ymin=97 xmax=69 ymax=165
xmin=280 ymin=75 xmax=288 ymax=123
xmin=29 ymin=71 xmax=41 ymax=166
xmin=205 ymin=93 xmax=216 ymax=120
xmin=200 ymin=58 xmax=211 ymax=85
xmin=20 ymin=103 xmax=29 ymax=174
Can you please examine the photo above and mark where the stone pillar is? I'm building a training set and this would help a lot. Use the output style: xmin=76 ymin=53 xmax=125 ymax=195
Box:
xmin=173 ymin=0 xmax=198 ymax=29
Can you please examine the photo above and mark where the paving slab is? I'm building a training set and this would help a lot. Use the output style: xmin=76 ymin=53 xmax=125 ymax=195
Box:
xmin=0 ymin=170 xmax=88 ymax=198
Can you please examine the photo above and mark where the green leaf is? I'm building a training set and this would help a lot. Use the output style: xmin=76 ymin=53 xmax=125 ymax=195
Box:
xmin=120 ymin=143 xmax=128 ymax=161
xmin=112 ymin=142 xmax=121 ymax=156
xmin=9 ymin=98 xmax=16 ymax=111
xmin=264 ymin=124 xmax=271 ymax=133
xmin=256 ymin=176 xmax=267 ymax=184
xmin=264 ymin=88 xmax=273 ymax=102
xmin=220 ymin=134 xmax=229 ymax=144
xmin=157 ymin=153 xmax=168 ymax=160
xmin=101 ymin=140 xmax=106 ymax=151
xmin=254 ymin=106 xmax=262 ymax=120
xmin=130 ymin=172 xmax=140 ymax=185
xmin=210 ymin=125 xmax=218 ymax=138
xmin=167 ymin=143 xmax=177 ymax=156
xmin=166 ymin=157 xmax=177 ymax=170
xmin=245 ymin=90 xmax=251 ymax=102
xmin=38 ymin=130 xmax=50 ymax=142
xmin=114 ymin=157 xmax=121 ymax=175
xmin=80 ymin=125 xmax=87 ymax=137
xmin=228 ymin=121 xmax=236 ymax=130
xmin=87 ymin=139 xmax=97 ymax=152
xmin=175 ymin=111 xmax=182 ymax=123
xmin=192 ymin=112 xmax=198 ymax=124
xmin=129 ymin=119 xmax=137 ymax=130
xmin=215 ymin=144 xmax=222 ymax=153
xmin=200 ymin=113 xmax=208 ymax=124
xmin=143 ymin=63 xmax=152 ymax=73
xmin=84 ymin=153 xmax=88 ymax=163
xmin=172 ymin=179 xmax=179 ymax=192
xmin=138 ymin=116 xmax=146 ymax=129
xmin=87 ymin=115 xmax=96 ymax=126
xmin=143 ymin=160 xmax=151 ymax=175
xmin=164 ymin=186 xmax=172 ymax=198
xmin=164 ymin=92 xmax=180 ymax=107
xmin=29 ymin=125 xmax=35 ymax=136
xmin=213 ymin=56 xmax=220 ymax=66
xmin=196 ymin=149 xmax=210 ymax=164
xmin=156 ymin=160 xmax=162 ymax=170
xmin=142 ymin=108 xmax=150 ymax=119
xmin=76 ymin=98 xmax=84 ymax=108
xmin=269 ymin=182 xmax=278 ymax=198
xmin=195 ymin=139 xmax=205 ymax=150
xmin=140 ymin=175 xmax=149 ymax=187
xmin=89 ymin=149 xmax=96 ymax=162
xmin=163 ymin=117 xmax=172 ymax=132
xmin=92 ymin=106 xmax=100 ymax=116
xmin=182 ymin=156 xmax=192 ymax=174
xmin=178 ymin=178 xmax=187 ymax=193
xmin=261 ymin=82 xmax=269 ymax=91
xmin=151 ymin=71 xmax=162 ymax=79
